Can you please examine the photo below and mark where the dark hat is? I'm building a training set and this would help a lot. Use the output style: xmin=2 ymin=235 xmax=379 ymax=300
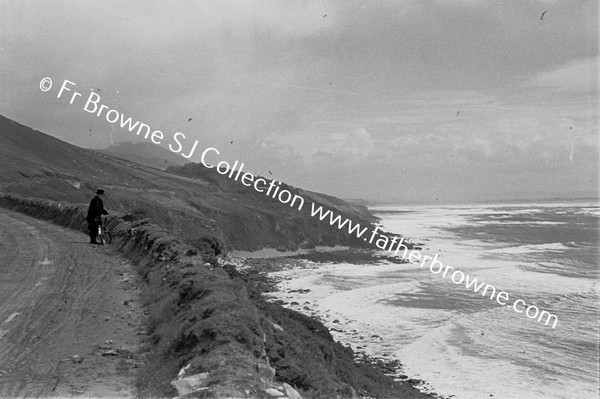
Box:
xmin=96 ymin=189 xmax=105 ymax=195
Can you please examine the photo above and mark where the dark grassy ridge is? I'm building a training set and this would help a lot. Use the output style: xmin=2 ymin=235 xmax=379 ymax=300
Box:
xmin=0 ymin=194 xmax=435 ymax=399
xmin=99 ymin=141 xmax=187 ymax=170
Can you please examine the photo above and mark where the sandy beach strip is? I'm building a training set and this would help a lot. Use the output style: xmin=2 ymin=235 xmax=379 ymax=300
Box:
xmin=224 ymin=249 xmax=444 ymax=398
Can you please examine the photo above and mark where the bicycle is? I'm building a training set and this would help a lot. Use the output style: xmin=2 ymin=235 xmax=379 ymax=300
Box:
xmin=94 ymin=215 xmax=112 ymax=245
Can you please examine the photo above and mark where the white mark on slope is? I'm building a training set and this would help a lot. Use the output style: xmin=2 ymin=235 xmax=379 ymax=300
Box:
xmin=3 ymin=313 xmax=19 ymax=324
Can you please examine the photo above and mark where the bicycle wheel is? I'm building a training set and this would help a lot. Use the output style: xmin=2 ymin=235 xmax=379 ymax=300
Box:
xmin=103 ymin=230 xmax=112 ymax=245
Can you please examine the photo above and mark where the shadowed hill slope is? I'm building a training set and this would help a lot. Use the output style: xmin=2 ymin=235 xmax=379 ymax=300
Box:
xmin=0 ymin=115 xmax=376 ymax=251
xmin=99 ymin=141 xmax=186 ymax=170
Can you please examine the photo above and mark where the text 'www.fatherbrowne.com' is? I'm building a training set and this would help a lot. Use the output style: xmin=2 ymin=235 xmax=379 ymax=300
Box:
xmin=308 ymin=204 xmax=559 ymax=329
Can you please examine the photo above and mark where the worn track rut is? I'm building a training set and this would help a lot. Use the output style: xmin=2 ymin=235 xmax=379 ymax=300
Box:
xmin=0 ymin=208 xmax=144 ymax=398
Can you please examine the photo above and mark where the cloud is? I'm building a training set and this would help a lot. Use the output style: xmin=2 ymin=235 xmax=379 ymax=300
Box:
xmin=527 ymin=56 xmax=599 ymax=92
xmin=327 ymin=127 xmax=375 ymax=159
xmin=2 ymin=0 xmax=598 ymax=202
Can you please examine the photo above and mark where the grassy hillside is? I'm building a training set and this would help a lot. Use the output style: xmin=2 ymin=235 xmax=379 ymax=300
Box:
xmin=0 ymin=115 xmax=376 ymax=252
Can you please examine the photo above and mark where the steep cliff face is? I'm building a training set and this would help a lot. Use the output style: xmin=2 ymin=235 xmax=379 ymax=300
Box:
xmin=166 ymin=163 xmax=378 ymax=250
xmin=0 ymin=115 xmax=377 ymax=251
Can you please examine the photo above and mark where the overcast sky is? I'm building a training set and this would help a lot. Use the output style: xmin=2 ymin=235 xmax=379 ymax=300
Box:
xmin=2 ymin=0 xmax=598 ymax=203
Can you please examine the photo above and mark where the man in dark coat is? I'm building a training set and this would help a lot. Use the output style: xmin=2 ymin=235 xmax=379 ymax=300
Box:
xmin=87 ymin=189 xmax=109 ymax=244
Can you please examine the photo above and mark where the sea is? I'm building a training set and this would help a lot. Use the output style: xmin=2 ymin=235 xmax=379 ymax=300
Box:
xmin=266 ymin=200 xmax=600 ymax=399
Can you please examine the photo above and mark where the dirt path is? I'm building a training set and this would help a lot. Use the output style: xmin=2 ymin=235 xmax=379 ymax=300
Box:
xmin=0 ymin=208 xmax=145 ymax=398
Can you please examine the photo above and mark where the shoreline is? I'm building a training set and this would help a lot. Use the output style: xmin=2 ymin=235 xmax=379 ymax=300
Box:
xmin=229 ymin=245 xmax=352 ymax=259
xmin=229 ymin=248 xmax=445 ymax=399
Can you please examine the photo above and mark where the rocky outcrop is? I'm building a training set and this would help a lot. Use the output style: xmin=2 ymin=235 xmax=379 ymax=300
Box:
xmin=170 ymin=370 xmax=305 ymax=399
